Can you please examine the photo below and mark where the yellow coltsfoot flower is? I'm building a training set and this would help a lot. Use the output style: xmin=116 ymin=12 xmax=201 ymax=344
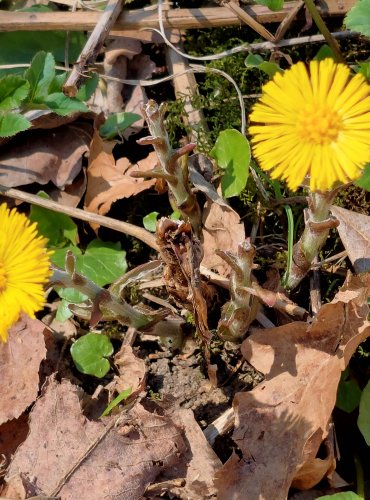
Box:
xmin=249 ymin=59 xmax=370 ymax=192
xmin=0 ymin=204 xmax=52 ymax=341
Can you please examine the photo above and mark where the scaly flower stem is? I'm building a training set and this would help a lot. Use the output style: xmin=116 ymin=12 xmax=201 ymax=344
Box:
xmin=285 ymin=190 xmax=339 ymax=290
xmin=303 ymin=0 xmax=344 ymax=63
xmin=216 ymin=240 xmax=259 ymax=341
xmin=50 ymin=254 xmax=166 ymax=331
xmin=134 ymin=100 xmax=202 ymax=237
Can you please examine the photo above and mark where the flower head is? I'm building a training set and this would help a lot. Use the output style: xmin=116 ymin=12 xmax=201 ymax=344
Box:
xmin=249 ymin=59 xmax=370 ymax=192
xmin=0 ymin=204 xmax=52 ymax=341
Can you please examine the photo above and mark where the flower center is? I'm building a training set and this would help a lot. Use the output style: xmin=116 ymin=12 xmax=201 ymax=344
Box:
xmin=0 ymin=262 xmax=7 ymax=291
xmin=297 ymin=105 xmax=342 ymax=145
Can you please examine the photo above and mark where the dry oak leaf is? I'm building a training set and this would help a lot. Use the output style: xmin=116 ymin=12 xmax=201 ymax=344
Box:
xmin=201 ymin=200 xmax=245 ymax=277
xmin=0 ymin=314 xmax=47 ymax=425
xmin=0 ymin=124 xmax=91 ymax=189
xmin=331 ymin=205 xmax=370 ymax=274
xmin=157 ymin=408 xmax=221 ymax=499
xmin=7 ymin=377 xmax=187 ymax=500
xmin=215 ymin=273 xmax=370 ymax=500
xmin=84 ymin=131 xmax=157 ymax=216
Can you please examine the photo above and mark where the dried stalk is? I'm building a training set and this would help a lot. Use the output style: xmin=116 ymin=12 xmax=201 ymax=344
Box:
xmin=133 ymin=100 xmax=202 ymax=237
xmin=63 ymin=0 xmax=126 ymax=96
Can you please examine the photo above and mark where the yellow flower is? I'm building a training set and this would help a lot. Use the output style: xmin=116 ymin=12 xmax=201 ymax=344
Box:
xmin=0 ymin=204 xmax=52 ymax=341
xmin=249 ymin=59 xmax=370 ymax=192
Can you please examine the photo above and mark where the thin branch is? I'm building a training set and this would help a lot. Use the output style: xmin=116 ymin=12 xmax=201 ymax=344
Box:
xmin=0 ymin=186 xmax=158 ymax=251
xmin=63 ymin=0 xmax=126 ymax=96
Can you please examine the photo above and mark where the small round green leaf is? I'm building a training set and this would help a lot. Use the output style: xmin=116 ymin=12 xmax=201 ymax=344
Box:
xmin=71 ymin=333 xmax=114 ymax=378
xmin=210 ymin=129 xmax=250 ymax=198
xmin=143 ymin=211 xmax=159 ymax=232
xmin=345 ymin=0 xmax=370 ymax=37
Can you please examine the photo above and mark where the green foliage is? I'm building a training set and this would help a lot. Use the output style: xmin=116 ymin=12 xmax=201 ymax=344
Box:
xmin=0 ymin=31 xmax=85 ymax=67
xmin=253 ymin=0 xmax=284 ymax=10
xmin=30 ymin=193 xmax=78 ymax=247
xmin=313 ymin=45 xmax=335 ymax=60
xmin=210 ymin=129 xmax=250 ymax=198
xmin=345 ymin=0 xmax=370 ymax=36
xmin=358 ymin=380 xmax=370 ymax=445
xmin=76 ymin=73 xmax=99 ymax=101
xmin=101 ymin=388 xmax=132 ymax=417
xmin=0 ymin=75 xmax=30 ymax=110
xmin=245 ymin=54 xmax=283 ymax=77
xmin=70 ymin=333 xmax=114 ymax=378
xmin=336 ymin=369 xmax=362 ymax=413
xmin=52 ymin=240 xmax=127 ymax=304
xmin=0 ymin=51 xmax=93 ymax=138
xmin=317 ymin=493 xmax=363 ymax=499
xmin=143 ymin=211 xmax=159 ymax=232
xmin=355 ymin=164 xmax=370 ymax=191
xmin=25 ymin=51 xmax=55 ymax=102
xmin=355 ymin=61 xmax=370 ymax=82
xmin=0 ymin=112 xmax=31 ymax=137
xmin=99 ymin=112 xmax=142 ymax=140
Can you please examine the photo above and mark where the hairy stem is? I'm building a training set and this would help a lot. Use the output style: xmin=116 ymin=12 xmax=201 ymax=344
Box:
xmin=134 ymin=100 xmax=202 ymax=236
xmin=285 ymin=190 xmax=339 ymax=290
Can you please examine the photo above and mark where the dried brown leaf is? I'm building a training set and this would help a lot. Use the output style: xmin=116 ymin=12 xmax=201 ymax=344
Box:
xmin=110 ymin=345 xmax=146 ymax=394
xmin=162 ymin=408 xmax=221 ymax=499
xmin=0 ymin=124 xmax=90 ymax=189
xmin=84 ymin=131 xmax=156 ymax=216
xmin=215 ymin=273 xmax=370 ymax=499
xmin=7 ymin=378 xmax=187 ymax=499
xmin=331 ymin=205 xmax=370 ymax=273
xmin=47 ymin=169 xmax=87 ymax=208
xmin=201 ymin=201 xmax=245 ymax=276
xmin=0 ymin=315 xmax=46 ymax=425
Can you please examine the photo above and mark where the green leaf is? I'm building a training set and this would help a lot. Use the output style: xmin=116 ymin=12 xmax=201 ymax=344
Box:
xmin=336 ymin=370 xmax=362 ymax=413
xmin=210 ymin=129 xmax=250 ymax=198
xmin=101 ymin=388 xmax=132 ymax=417
xmin=253 ymin=0 xmax=284 ymax=11
xmin=70 ymin=333 xmax=114 ymax=378
xmin=42 ymin=92 xmax=88 ymax=116
xmin=29 ymin=192 xmax=78 ymax=246
xmin=0 ymin=111 xmax=31 ymax=138
xmin=24 ymin=51 xmax=55 ymax=102
xmin=0 ymin=75 xmax=30 ymax=110
xmin=56 ymin=300 xmax=73 ymax=321
xmin=143 ymin=211 xmax=159 ymax=232
xmin=76 ymin=73 xmax=99 ymax=102
xmin=170 ymin=210 xmax=182 ymax=220
xmin=317 ymin=493 xmax=363 ymax=499
xmin=358 ymin=379 xmax=370 ymax=445
xmin=245 ymin=54 xmax=283 ymax=77
xmin=356 ymin=61 xmax=370 ymax=82
xmin=99 ymin=112 xmax=142 ymax=140
xmin=345 ymin=0 xmax=370 ymax=36
xmin=48 ymin=72 xmax=68 ymax=94
xmin=313 ymin=45 xmax=335 ymax=61
xmin=0 ymin=32 xmax=86 ymax=69
xmin=52 ymin=240 xmax=127 ymax=303
xmin=355 ymin=163 xmax=370 ymax=191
